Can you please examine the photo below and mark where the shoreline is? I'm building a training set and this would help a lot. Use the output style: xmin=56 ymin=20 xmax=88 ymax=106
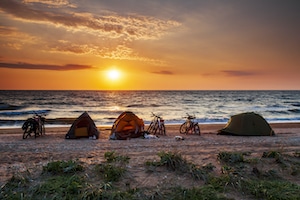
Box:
xmin=1 ymin=117 xmax=300 ymax=130
xmin=1 ymin=122 xmax=300 ymax=135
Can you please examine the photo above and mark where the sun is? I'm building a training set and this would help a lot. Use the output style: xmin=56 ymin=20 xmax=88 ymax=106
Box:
xmin=107 ymin=69 xmax=121 ymax=81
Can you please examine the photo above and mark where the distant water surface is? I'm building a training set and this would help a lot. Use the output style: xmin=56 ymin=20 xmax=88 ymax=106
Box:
xmin=0 ymin=90 xmax=299 ymax=128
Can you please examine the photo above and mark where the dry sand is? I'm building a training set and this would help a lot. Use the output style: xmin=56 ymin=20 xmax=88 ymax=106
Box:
xmin=0 ymin=123 xmax=299 ymax=187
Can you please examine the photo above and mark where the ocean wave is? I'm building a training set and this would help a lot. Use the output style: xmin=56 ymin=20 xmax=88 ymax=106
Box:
xmin=235 ymin=98 xmax=253 ymax=102
xmin=0 ymin=103 xmax=23 ymax=111
xmin=268 ymin=104 xmax=285 ymax=108
xmin=126 ymin=103 xmax=160 ymax=108
xmin=267 ymin=110 xmax=289 ymax=114
xmin=198 ymin=117 xmax=229 ymax=123
xmin=288 ymin=109 xmax=300 ymax=113
xmin=266 ymin=117 xmax=300 ymax=122
xmin=0 ymin=109 xmax=51 ymax=117
xmin=126 ymin=104 xmax=144 ymax=108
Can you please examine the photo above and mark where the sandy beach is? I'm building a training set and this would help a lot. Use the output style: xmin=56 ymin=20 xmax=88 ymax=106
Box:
xmin=1 ymin=123 xmax=299 ymax=188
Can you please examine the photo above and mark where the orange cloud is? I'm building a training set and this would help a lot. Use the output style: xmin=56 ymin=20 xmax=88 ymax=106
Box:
xmin=47 ymin=41 xmax=167 ymax=66
xmin=0 ymin=26 xmax=36 ymax=49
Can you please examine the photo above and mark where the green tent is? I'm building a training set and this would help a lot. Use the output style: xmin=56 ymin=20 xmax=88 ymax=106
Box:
xmin=218 ymin=112 xmax=275 ymax=136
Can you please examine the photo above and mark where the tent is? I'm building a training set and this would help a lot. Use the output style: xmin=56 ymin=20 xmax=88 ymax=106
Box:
xmin=218 ymin=112 xmax=275 ymax=136
xmin=65 ymin=111 xmax=99 ymax=139
xmin=110 ymin=111 xmax=144 ymax=140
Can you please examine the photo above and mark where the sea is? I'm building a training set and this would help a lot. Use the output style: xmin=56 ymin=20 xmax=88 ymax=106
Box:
xmin=0 ymin=90 xmax=300 ymax=128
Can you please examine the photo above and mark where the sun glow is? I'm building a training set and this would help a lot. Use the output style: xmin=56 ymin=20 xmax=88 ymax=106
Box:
xmin=107 ymin=69 xmax=121 ymax=81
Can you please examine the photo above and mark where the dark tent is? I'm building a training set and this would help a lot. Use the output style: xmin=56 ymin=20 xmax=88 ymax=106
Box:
xmin=65 ymin=111 xmax=99 ymax=139
xmin=218 ymin=112 xmax=275 ymax=136
xmin=109 ymin=111 xmax=144 ymax=140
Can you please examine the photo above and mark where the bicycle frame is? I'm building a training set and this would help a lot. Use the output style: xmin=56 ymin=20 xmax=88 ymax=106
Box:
xmin=22 ymin=113 xmax=46 ymax=139
xmin=180 ymin=113 xmax=200 ymax=135
xmin=147 ymin=113 xmax=166 ymax=135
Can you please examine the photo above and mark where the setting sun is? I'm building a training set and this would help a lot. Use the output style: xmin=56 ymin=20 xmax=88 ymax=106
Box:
xmin=107 ymin=69 xmax=121 ymax=81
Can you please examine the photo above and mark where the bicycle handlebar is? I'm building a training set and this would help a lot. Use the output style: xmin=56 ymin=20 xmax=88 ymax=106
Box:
xmin=151 ymin=112 xmax=162 ymax=119
xmin=183 ymin=113 xmax=196 ymax=120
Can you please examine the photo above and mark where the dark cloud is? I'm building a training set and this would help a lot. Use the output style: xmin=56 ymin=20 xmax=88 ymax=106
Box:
xmin=0 ymin=62 xmax=93 ymax=70
xmin=152 ymin=70 xmax=174 ymax=75
xmin=23 ymin=0 xmax=76 ymax=8
xmin=222 ymin=70 xmax=257 ymax=76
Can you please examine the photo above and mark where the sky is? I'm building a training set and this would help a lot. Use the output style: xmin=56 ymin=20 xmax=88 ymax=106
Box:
xmin=0 ymin=0 xmax=300 ymax=90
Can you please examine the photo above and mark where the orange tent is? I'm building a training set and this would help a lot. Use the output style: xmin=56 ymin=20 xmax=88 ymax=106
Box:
xmin=109 ymin=111 xmax=144 ymax=140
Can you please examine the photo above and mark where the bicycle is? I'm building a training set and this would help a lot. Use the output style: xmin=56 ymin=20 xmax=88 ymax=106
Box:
xmin=179 ymin=113 xmax=200 ymax=135
xmin=22 ymin=113 xmax=46 ymax=139
xmin=147 ymin=112 xmax=166 ymax=135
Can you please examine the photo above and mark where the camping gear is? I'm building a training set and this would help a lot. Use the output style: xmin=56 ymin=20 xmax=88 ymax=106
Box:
xmin=175 ymin=136 xmax=185 ymax=141
xmin=218 ymin=112 xmax=275 ymax=136
xmin=110 ymin=111 xmax=144 ymax=140
xmin=65 ymin=111 xmax=99 ymax=139
xmin=144 ymin=133 xmax=159 ymax=139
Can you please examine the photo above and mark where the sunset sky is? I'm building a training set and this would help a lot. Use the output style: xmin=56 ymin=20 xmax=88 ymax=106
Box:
xmin=0 ymin=0 xmax=299 ymax=90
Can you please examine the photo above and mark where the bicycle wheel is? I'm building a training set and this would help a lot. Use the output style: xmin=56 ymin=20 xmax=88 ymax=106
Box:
xmin=160 ymin=124 xmax=166 ymax=135
xmin=147 ymin=121 xmax=155 ymax=133
xmin=193 ymin=124 xmax=201 ymax=135
xmin=38 ymin=123 xmax=45 ymax=136
xmin=41 ymin=124 xmax=45 ymax=135
xmin=23 ymin=128 xmax=31 ymax=139
xmin=153 ymin=121 xmax=159 ymax=135
xmin=34 ymin=129 xmax=39 ymax=138
xmin=179 ymin=122 xmax=187 ymax=134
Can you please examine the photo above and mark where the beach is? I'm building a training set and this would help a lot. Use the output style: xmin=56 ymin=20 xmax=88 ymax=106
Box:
xmin=1 ymin=122 xmax=300 ymax=188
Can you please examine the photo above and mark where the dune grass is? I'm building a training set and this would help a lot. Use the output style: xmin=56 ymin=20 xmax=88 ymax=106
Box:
xmin=1 ymin=150 xmax=299 ymax=200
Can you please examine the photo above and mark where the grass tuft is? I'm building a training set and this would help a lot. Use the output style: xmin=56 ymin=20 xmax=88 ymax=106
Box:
xmin=217 ymin=151 xmax=245 ymax=164
xmin=241 ymin=179 xmax=300 ymax=200
xmin=43 ymin=160 xmax=84 ymax=175
xmin=95 ymin=151 xmax=130 ymax=183
xmin=146 ymin=151 xmax=216 ymax=182
xmin=32 ymin=174 xmax=84 ymax=199
xmin=158 ymin=151 xmax=189 ymax=172
xmin=104 ymin=151 xmax=130 ymax=163
xmin=0 ymin=174 xmax=29 ymax=199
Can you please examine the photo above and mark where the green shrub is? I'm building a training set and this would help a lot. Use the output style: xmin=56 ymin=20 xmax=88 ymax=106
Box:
xmin=217 ymin=152 xmax=245 ymax=164
xmin=0 ymin=174 xmax=29 ymax=199
xmin=43 ymin=160 xmax=84 ymax=175
xmin=165 ymin=186 xmax=231 ymax=200
xmin=157 ymin=151 xmax=189 ymax=172
xmin=32 ymin=174 xmax=84 ymax=199
xmin=241 ymin=179 xmax=300 ymax=200
xmin=190 ymin=163 xmax=215 ymax=181
xmin=95 ymin=151 xmax=130 ymax=183
xmin=96 ymin=163 xmax=126 ymax=182
xmin=262 ymin=151 xmax=281 ymax=159
xmin=104 ymin=151 xmax=130 ymax=164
